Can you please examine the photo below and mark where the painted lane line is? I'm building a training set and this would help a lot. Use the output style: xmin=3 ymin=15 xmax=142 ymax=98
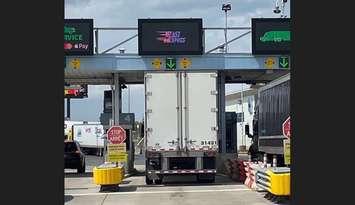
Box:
xmin=66 ymin=188 xmax=251 ymax=197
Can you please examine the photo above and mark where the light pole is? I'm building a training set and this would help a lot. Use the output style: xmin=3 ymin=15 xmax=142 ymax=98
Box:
xmin=119 ymin=48 xmax=130 ymax=113
xmin=273 ymin=0 xmax=288 ymax=18
xmin=222 ymin=3 xmax=231 ymax=53
xmin=128 ymin=85 xmax=130 ymax=113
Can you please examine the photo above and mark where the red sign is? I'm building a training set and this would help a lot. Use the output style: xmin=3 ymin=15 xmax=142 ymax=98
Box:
xmin=282 ymin=116 xmax=291 ymax=139
xmin=107 ymin=126 xmax=126 ymax=144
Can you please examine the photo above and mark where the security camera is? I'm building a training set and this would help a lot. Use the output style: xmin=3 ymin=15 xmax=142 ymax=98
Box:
xmin=222 ymin=4 xmax=231 ymax=11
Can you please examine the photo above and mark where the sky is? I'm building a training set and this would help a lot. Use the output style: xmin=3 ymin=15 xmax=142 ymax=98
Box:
xmin=64 ymin=0 xmax=290 ymax=122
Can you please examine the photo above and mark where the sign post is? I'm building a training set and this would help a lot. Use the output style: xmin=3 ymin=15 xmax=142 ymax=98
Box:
xmin=282 ymin=116 xmax=291 ymax=165
xmin=283 ymin=139 xmax=291 ymax=165
xmin=107 ymin=126 xmax=126 ymax=144
xmin=107 ymin=144 xmax=128 ymax=163
xmin=282 ymin=116 xmax=291 ymax=139
xmin=106 ymin=126 xmax=127 ymax=164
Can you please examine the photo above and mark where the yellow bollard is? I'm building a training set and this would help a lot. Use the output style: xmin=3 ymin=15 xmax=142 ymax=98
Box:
xmin=266 ymin=169 xmax=290 ymax=196
xmin=93 ymin=164 xmax=125 ymax=192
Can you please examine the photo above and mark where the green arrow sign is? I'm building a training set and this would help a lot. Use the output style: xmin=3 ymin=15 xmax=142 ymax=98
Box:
xmin=279 ymin=56 xmax=289 ymax=68
xmin=166 ymin=58 xmax=176 ymax=70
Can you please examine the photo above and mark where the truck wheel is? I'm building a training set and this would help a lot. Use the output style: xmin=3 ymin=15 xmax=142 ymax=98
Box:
xmin=206 ymin=175 xmax=215 ymax=183
xmin=145 ymin=175 xmax=153 ymax=185
xmin=77 ymin=161 xmax=85 ymax=174
xmin=154 ymin=176 xmax=163 ymax=184
xmin=154 ymin=179 xmax=162 ymax=184
xmin=197 ymin=174 xmax=215 ymax=183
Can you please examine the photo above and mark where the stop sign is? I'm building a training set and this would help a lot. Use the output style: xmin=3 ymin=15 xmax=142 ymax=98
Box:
xmin=107 ymin=126 xmax=126 ymax=144
xmin=282 ymin=116 xmax=291 ymax=139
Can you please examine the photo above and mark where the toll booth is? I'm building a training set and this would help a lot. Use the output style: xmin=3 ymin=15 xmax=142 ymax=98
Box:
xmin=100 ymin=90 xmax=136 ymax=173
xmin=216 ymin=112 xmax=239 ymax=173
xmin=218 ymin=112 xmax=238 ymax=153
xmin=225 ymin=112 xmax=238 ymax=153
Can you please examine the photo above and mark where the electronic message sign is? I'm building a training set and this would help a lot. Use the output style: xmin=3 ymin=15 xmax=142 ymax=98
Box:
xmin=138 ymin=19 xmax=203 ymax=55
xmin=252 ymin=18 xmax=291 ymax=55
xmin=64 ymin=84 xmax=88 ymax=98
xmin=64 ymin=19 xmax=94 ymax=56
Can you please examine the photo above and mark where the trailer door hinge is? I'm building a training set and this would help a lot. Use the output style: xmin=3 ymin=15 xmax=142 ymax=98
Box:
xmin=211 ymin=127 xmax=218 ymax=131
xmin=147 ymin=128 xmax=153 ymax=132
xmin=211 ymin=91 xmax=218 ymax=95
xmin=211 ymin=108 xmax=218 ymax=112
xmin=210 ymin=73 xmax=218 ymax=78
xmin=146 ymin=92 xmax=152 ymax=96
xmin=146 ymin=109 xmax=152 ymax=113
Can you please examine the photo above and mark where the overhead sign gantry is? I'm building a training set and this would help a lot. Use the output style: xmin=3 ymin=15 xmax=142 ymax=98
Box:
xmin=63 ymin=17 xmax=291 ymax=162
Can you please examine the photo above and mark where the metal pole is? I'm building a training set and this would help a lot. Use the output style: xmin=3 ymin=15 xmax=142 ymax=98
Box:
xmin=224 ymin=11 xmax=228 ymax=53
xmin=113 ymin=73 xmax=120 ymax=125
xmin=281 ymin=1 xmax=286 ymax=18
xmin=128 ymin=85 xmax=130 ymax=113
xmin=95 ymin=29 xmax=99 ymax=54
xmin=218 ymin=72 xmax=226 ymax=153
xmin=66 ymin=98 xmax=70 ymax=119
xmin=273 ymin=155 xmax=277 ymax=167
xmin=241 ymin=84 xmax=244 ymax=146
xmin=205 ymin=31 xmax=251 ymax=54
xmin=101 ymin=34 xmax=138 ymax=54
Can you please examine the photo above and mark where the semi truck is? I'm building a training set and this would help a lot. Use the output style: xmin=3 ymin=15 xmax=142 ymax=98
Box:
xmin=71 ymin=123 xmax=105 ymax=156
xmin=64 ymin=120 xmax=99 ymax=140
xmin=246 ymin=73 xmax=290 ymax=166
xmin=144 ymin=71 xmax=218 ymax=184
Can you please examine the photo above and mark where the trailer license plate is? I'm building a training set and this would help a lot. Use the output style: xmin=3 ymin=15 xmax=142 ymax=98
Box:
xmin=201 ymin=141 xmax=216 ymax=145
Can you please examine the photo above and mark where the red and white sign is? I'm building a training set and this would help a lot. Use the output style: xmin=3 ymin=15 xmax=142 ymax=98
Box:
xmin=107 ymin=126 xmax=126 ymax=144
xmin=282 ymin=116 xmax=291 ymax=139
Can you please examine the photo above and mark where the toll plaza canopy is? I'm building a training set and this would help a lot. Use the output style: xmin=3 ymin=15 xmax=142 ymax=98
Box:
xmin=64 ymin=53 xmax=290 ymax=85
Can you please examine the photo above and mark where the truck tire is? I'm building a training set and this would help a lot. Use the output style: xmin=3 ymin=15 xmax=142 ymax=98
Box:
xmin=154 ymin=179 xmax=162 ymax=184
xmin=197 ymin=174 xmax=215 ymax=183
xmin=77 ymin=161 xmax=85 ymax=174
xmin=206 ymin=175 xmax=215 ymax=183
xmin=154 ymin=176 xmax=163 ymax=184
xmin=145 ymin=175 xmax=153 ymax=185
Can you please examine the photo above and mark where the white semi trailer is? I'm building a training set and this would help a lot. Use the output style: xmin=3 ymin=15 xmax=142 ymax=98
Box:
xmin=71 ymin=124 xmax=105 ymax=156
xmin=144 ymin=71 xmax=218 ymax=184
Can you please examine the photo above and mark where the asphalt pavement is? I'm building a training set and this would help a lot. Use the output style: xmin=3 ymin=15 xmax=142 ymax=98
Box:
xmin=64 ymin=154 xmax=289 ymax=205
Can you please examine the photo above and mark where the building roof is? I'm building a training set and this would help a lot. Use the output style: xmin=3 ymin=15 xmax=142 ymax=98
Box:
xmin=225 ymin=88 xmax=258 ymax=102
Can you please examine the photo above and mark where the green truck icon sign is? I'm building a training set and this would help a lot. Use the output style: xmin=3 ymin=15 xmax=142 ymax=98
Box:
xmin=260 ymin=31 xmax=291 ymax=43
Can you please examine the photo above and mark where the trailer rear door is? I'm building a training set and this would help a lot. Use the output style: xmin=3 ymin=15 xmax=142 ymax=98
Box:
xmin=182 ymin=72 xmax=218 ymax=151
xmin=145 ymin=72 xmax=180 ymax=151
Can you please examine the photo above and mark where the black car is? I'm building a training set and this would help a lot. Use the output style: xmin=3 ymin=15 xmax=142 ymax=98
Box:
xmin=64 ymin=140 xmax=86 ymax=173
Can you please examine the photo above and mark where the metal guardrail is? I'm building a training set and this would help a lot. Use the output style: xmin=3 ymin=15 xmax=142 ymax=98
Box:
xmin=93 ymin=27 xmax=252 ymax=54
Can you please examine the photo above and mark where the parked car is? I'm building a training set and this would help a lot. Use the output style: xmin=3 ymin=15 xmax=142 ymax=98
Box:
xmin=64 ymin=140 xmax=86 ymax=173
